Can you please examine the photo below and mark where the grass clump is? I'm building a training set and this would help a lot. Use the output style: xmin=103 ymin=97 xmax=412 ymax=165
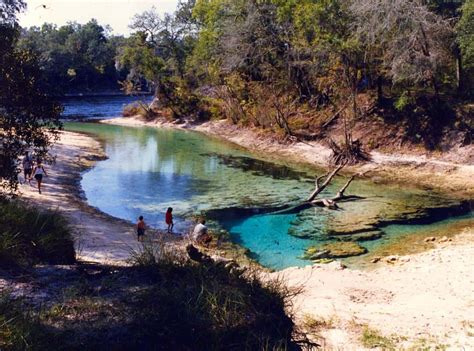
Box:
xmin=0 ymin=295 xmax=50 ymax=351
xmin=119 ymin=245 xmax=300 ymax=350
xmin=0 ymin=200 xmax=75 ymax=268
xmin=360 ymin=325 xmax=395 ymax=349
xmin=302 ymin=314 xmax=335 ymax=332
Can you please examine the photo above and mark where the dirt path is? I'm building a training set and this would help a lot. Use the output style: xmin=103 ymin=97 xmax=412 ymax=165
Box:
xmin=19 ymin=131 xmax=142 ymax=264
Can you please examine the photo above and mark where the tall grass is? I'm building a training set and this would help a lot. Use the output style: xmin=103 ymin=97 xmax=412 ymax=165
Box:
xmin=0 ymin=242 xmax=303 ymax=350
xmin=0 ymin=200 xmax=75 ymax=268
xmin=123 ymin=242 xmax=302 ymax=350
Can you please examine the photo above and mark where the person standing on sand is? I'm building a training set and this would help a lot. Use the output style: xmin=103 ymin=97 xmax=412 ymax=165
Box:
xmin=22 ymin=152 xmax=33 ymax=184
xmin=165 ymin=207 xmax=174 ymax=233
xmin=137 ymin=216 xmax=146 ymax=241
xmin=32 ymin=160 xmax=47 ymax=194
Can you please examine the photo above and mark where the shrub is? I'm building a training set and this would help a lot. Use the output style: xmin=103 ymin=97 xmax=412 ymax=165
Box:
xmin=360 ymin=326 xmax=395 ymax=349
xmin=0 ymin=200 xmax=75 ymax=268
xmin=122 ymin=101 xmax=158 ymax=120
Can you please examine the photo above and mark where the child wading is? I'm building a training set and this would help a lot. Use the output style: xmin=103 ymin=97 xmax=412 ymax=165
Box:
xmin=137 ymin=216 xmax=146 ymax=241
xmin=165 ymin=207 xmax=174 ymax=233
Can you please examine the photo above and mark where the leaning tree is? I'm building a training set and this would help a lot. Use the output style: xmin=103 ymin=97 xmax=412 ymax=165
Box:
xmin=0 ymin=0 xmax=62 ymax=194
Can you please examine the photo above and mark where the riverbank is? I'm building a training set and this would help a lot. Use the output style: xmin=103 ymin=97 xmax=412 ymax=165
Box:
xmin=273 ymin=230 xmax=474 ymax=349
xmin=18 ymin=131 xmax=145 ymax=264
xmin=102 ymin=116 xmax=474 ymax=199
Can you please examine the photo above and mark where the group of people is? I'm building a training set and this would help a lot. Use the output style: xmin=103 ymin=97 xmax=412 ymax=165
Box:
xmin=22 ymin=152 xmax=48 ymax=194
xmin=136 ymin=209 xmax=212 ymax=245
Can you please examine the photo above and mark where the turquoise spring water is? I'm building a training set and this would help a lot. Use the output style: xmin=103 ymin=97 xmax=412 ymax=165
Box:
xmin=65 ymin=122 xmax=472 ymax=270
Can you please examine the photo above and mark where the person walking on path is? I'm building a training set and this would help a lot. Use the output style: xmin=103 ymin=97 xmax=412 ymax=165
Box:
xmin=32 ymin=160 xmax=47 ymax=194
xmin=137 ymin=215 xmax=146 ymax=242
xmin=22 ymin=152 xmax=33 ymax=184
xmin=165 ymin=207 xmax=174 ymax=233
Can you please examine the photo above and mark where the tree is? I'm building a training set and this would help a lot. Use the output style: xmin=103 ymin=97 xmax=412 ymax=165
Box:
xmin=18 ymin=20 xmax=125 ymax=93
xmin=0 ymin=1 xmax=62 ymax=194
xmin=457 ymin=0 xmax=474 ymax=95
xmin=0 ymin=0 xmax=24 ymax=24
xmin=119 ymin=2 xmax=201 ymax=119
xmin=350 ymin=0 xmax=455 ymax=96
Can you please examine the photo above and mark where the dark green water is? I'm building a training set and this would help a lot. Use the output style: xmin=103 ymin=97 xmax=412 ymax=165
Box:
xmin=65 ymin=122 xmax=472 ymax=270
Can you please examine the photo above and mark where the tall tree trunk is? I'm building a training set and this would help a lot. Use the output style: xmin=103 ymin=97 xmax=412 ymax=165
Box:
xmin=456 ymin=54 xmax=464 ymax=94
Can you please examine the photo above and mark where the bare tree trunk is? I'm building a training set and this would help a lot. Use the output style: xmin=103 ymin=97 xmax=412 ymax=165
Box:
xmin=306 ymin=164 xmax=345 ymax=202
xmin=305 ymin=166 xmax=370 ymax=209
xmin=456 ymin=54 xmax=464 ymax=93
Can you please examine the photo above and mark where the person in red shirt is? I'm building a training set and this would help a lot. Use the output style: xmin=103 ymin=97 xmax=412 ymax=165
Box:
xmin=165 ymin=207 xmax=174 ymax=233
xmin=137 ymin=216 xmax=146 ymax=241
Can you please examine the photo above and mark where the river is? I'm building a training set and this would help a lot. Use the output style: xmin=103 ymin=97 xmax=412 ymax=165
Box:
xmin=61 ymin=95 xmax=153 ymax=119
xmin=65 ymin=119 xmax=473 ymax=270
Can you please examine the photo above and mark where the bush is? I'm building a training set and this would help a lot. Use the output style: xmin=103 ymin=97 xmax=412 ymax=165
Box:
xmin=0 ymin=200 xmax=75 ymax=268
xmin=122 ymin=262 xmax=298 ymax=350
xmin=122 ymin=101 xmax=158 ymax=121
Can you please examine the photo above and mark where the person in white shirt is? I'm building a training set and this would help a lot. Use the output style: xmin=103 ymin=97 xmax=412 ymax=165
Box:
xmin=32 ymin=160 xmax=47 ymax=194
xmin=192 ymin=219 xmax=211 ymax=245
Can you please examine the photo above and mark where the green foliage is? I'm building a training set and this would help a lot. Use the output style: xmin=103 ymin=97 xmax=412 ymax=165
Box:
xmin=394 ymin=91 xmax=416 ymax=112
xmin=0 ymin=0 xmax=25 ymax=24
xmin=0 ymin=200 xmax=75 ymax=268
xmin=0 ymin=295 xmax=50 ymax=351
xmin=18 ymin=20 xmax=125 ymax=93
xmin=458 ymin=0 xmax=474 ymax=70
xmin=360 ymin=326 xmax=395 ymax=349
xmin=123 ymin=260 xmax=297 ymax=349
xmin=117 ymin=32 xmax=165 ymax=86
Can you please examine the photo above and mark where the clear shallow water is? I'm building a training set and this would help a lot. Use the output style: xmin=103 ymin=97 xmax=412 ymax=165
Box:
xmin=64 ymin=122 xmax=472 ymax=270
xmin=223 ymin=213 xmax=311 ymax=269
xmin=61 ymin=95 xmax=153 ymax=119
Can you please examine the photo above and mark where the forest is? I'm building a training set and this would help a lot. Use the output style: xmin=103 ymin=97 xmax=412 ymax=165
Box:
xmin=16 ymin=1 xmax=473 ymax=148
xmin=18 ymin=20 xmax=127 ymax=93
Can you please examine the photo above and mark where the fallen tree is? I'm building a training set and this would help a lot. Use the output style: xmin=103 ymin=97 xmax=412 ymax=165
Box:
xmin=276 ymin=164 xmax=368 ymax=216
xmin=307 ymin=165 xmax=368 ymax=209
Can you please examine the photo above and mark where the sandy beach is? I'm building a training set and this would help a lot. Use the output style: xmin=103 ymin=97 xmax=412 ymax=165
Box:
xmin=21 ymin=121 xmax=474 ymax=349
xmin=19 ymin=131 xmax=141 ymax=264
xmin=273 ymin=231 xmax=474 ymax=349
